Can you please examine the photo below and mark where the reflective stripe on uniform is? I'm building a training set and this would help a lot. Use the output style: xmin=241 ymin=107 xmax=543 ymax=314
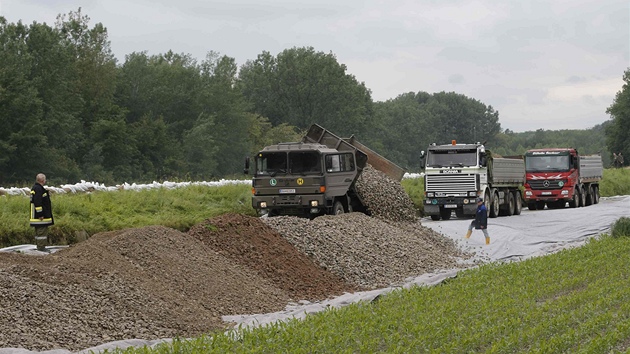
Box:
xmin=30 ymin=218 xmax=53 ymax=224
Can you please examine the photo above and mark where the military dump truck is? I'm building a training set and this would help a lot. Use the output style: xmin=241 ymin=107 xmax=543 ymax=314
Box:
xmin=523 ymin=148 xmax=603 ymax=209
xmin=421 ymin=141 xmax=525 ymax=220
xmin=244 ymin=124 xmax=405 ymax=217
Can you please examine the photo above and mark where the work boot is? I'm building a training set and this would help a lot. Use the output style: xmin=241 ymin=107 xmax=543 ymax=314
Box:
xmin=485 ymin=237 xmax=490 ymax=245
xmin=465 ymin=230 xmax=472 ymax=239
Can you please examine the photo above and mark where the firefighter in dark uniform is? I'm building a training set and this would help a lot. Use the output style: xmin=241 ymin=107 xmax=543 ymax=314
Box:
xmin=30 ymin=173 xmax=54 ymax=252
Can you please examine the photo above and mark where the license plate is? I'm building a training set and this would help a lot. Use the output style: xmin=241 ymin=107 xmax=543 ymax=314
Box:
xmin=541 ymin=192 xmax=552 ymax=195
xmin=279 ymin=189 xmax=296 ymax=194
xmin=444 ymin=204 xmax=457 ymax=208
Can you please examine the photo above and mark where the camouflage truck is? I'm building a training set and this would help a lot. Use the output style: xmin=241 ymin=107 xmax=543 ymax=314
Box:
xmin=245 ymin=124 xmax=405 ymax=218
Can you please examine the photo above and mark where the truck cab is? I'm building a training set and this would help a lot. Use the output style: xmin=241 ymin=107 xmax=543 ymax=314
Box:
xmin=421 ymin=142 xmax=488 ymax=220
xmin=249 ymin=143 xmax=361 ymax=217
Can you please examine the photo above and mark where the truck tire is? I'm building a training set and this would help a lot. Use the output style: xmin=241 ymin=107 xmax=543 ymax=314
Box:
xmin=569 ymin=188 xmax=579 ymax=208
xmin=503 ymin=192 xmax=514 ymax=216
xmin=585 ymin=185 xmax=593 ymax=206
xmin=578 ymin=186 xmax=586 ymax=207
xmin=333 ymin=201 xmax=345 ymax=215
xmin=440 ymin=208 xmax=452 ymax=220
xmin=430 ymin=215 xmax=440 ymax=221
xmin=489 ymin=190 xmax=500 ymax=218
xmin=527 ymin=202 xmax=537 ymax=211
xmin=513 ymin=191 xmax=522 ymax=215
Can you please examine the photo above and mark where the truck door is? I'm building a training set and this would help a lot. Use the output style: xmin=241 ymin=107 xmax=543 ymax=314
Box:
xmin=325 ymin=153 xmax=357 ymax=197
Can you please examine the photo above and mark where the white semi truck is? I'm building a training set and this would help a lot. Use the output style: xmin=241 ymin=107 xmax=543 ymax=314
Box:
xmin=421 ymin=141 xmax=525 ymax=220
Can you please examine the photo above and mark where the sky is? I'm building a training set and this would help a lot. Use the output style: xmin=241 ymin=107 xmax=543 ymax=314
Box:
xmin=1 ymin=0 xmax=628 ymax=132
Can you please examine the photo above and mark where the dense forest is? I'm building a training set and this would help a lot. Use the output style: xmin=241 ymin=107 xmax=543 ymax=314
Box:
xmin=1 ymin=9 xmax=628 ymax=185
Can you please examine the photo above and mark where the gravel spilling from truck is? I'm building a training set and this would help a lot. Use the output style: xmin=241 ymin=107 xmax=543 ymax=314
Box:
xmin=355 ymin=165 xmax=418 ymax=223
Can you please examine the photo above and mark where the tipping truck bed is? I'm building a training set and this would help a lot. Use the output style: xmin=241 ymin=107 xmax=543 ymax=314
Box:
xmin=303 ymin=124 xmax=405 ymax=182
xmin=578 ymin=155 xmax=604 ymax=183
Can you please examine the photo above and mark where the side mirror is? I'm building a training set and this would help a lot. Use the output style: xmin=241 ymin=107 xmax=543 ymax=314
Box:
xmin=244 ymin=156 xmax=250 ymax=174
xmin=419 ymin=151 xmax=426 ymax=170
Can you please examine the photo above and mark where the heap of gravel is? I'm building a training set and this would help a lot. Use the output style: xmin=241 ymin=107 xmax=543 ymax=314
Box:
xmin=355 ymin=165 xmax=418 ymax=223
xmin=0 ymin=225 xmax=291 ymax=352
xmin=264 ymin=213 xmax=468 ymax=289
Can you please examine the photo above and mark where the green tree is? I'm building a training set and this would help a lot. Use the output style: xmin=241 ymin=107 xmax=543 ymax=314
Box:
xmin=239 ymin=47 xmax=373 ymax=137
xmin=606 ymin=68 xmax=630 ymax=164
xmin=0 ymin=18 xmax=45 ymax=183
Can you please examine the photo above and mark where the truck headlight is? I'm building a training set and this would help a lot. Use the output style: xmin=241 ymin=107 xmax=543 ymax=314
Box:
xmin=525 ymin=191 xmax=532 ymax=196
xmin=463 ymin=199 xmax=470 ymax=204
xmin=260 ymin=201 xmax=267 ymax=208
xmin=468 ymin=191 xmax=477 ymax=197
xmin=310 ymin=200 xmax=318 ymax=207
xmin=426 ymin=192 xmax=434 ymax=198
xmin=561 ymin=190 xmax=568 ymax=195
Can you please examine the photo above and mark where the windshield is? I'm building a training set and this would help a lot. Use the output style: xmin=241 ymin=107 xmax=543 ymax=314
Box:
xmin=256 ymin=152 xmax=287 ymax=176
xmin=525 ymin=153 xmax=570 ymax=172
xmin=426 ymin=149 xmax=478 ymax=168
xmin=289 ymin=151 xmax=321 ymax=175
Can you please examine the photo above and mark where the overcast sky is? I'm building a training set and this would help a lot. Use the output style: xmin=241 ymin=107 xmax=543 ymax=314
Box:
xmin=2 ymin=0 xmax=628 ymax=132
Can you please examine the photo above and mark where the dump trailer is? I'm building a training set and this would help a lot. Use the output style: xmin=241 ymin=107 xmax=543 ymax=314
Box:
xmin=245 ymin=124 xmax=405 ymax=217
xmin=421 ymin=141 xmax=525 ymax=220
xmin=523 ymin=148 xmax=603 ymax=209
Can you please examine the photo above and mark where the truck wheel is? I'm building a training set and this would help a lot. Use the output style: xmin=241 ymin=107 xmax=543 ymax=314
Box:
xmin=527 ymin=202 xmax=537 ymax=211
xmin=440 ymin=208 xmax=452 ymax=220
xmin=578 ymin=186 xmax=586 ymax=207
xmin=430 ymin=215 xmax=440 ymax=221
xmin=585 ymin=186 xmax=593 ymax=206
xmin=535 ymin=201 xmax=546 ymax=210
xmin=504 ymin=192 xmax=514 ymax=216
xmin=489 ymin=191 xmax=500 ymax=218
xmin=513 ymin=191 xmax=522 ymax=215
xmin=455 ymin=209 xmax=465 ymax=219
xmin=332 ymin=201 xmax=345 ymax=215
xmin=569 ymin=189 xmax=578 ymax=208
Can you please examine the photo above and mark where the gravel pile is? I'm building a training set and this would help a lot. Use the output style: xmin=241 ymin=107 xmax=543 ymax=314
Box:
xmin=263 ymin=213 xmax=467 ymax=288
xmin=355 ymin=165 xmax=418 ymax=223
xmin=0 ymin=225 xmax=291 ymax=352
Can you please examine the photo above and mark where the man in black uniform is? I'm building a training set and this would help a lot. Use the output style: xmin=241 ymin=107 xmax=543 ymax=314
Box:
xmin=30 ymin=173 xmax=54 ymax=252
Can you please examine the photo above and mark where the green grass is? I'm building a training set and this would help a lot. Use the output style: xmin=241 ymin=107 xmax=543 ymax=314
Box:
xmin=108 ymin=234 xmax=630 ymax=353
xmin=600 ymin=168 xmax=630 ymax=197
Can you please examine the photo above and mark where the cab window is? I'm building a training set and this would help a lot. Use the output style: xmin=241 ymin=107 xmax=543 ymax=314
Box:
xmin=326 ymin=153 xmax=355 ymax=172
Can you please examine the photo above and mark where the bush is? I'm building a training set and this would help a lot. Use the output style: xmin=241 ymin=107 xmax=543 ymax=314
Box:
xmin=611 ymin=217 xmax=630 ymax=238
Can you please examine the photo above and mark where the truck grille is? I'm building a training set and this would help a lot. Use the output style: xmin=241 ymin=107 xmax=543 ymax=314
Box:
xmin=426 ymin=174 xmax=476 ymax=194
xmin=527 ymin=179 xmax=565 ymax=190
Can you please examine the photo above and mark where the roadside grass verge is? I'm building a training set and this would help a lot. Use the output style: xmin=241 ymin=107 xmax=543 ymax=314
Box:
xmin=0 ymin=183 xmax=254 ymax=247
xmin=115 ymin=233 xmax=630 ymax=353
xmin=600 ymin=168 xmax=630 ymax=197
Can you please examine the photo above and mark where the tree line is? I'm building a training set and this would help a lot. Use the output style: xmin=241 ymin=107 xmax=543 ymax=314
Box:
xmin=0 ymin=9 xmax=626 ymax=185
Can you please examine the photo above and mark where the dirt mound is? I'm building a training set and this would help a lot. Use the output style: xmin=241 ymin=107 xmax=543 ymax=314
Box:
xmin=0 ymin=225 xmax=290 ymax=352
xmin=188 ymin=213 xmax=359 ymax=301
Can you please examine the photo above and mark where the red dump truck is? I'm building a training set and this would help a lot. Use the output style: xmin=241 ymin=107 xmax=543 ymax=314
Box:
xmin=523 ymin=148 xmax=603 ymax=210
